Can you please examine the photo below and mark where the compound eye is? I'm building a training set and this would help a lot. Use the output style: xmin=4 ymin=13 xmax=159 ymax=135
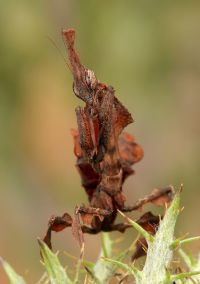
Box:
xmin=85 ymin=69 xmax=97 ymax=90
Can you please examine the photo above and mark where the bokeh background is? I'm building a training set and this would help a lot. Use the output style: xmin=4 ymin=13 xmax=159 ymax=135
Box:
xmin=1 ymin=0 xmax=200 ymax=282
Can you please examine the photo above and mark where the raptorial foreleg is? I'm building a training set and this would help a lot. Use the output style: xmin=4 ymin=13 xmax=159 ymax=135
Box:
xmin=43 ymin=212 xmax=73 ymax=249
xmin=121 ymin=186 xmax=175 ymax=212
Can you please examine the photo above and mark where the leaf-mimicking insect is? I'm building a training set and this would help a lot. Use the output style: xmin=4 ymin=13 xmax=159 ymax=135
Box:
xmin=43 ymin=29 xmax=175 ymax=257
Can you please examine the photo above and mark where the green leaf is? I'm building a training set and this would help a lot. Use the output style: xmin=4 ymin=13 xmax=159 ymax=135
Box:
xmin=118 ymin=210 xmax=154 ymax=242
xmin=101 ymin=233 xmax=112 ymax=258
xmin=170 ymin=271 xmax=200 ymax=281
xmin=171 ymin=236 xmax=200 ymax=250
xmin=0 ymin=258 xmax=26 ymax=284
xmin=140 ymin=190 xmax=181 ymax=284
xmin=38 ymin=239 xmax=72 ymax=284
xmin=93 ymin=233 xmax=115 ymax=284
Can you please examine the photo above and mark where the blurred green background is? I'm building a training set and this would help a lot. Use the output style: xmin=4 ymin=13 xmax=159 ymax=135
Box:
xmin=1 ymin=0 xmax=200 ymax=282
